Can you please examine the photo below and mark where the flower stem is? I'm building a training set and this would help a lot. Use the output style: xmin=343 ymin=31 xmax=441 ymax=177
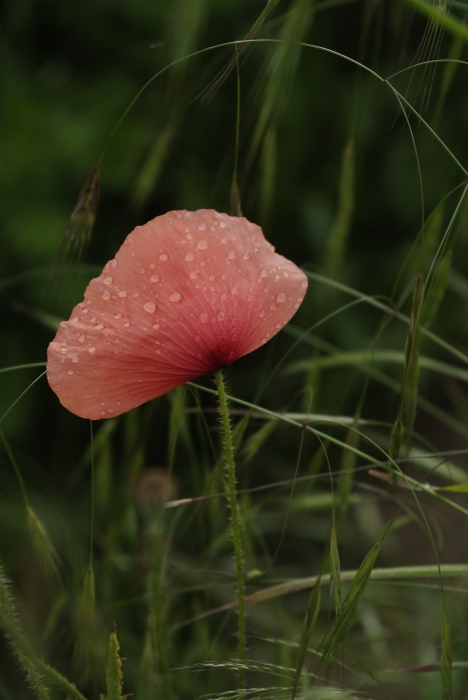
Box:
xmin=214 ymin=369 xmax=246 ymax=688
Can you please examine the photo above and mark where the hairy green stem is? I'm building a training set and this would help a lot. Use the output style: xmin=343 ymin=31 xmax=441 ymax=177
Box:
xmin=214 ymin=369 xmax=246 ymax=687
xmin=35 ymin=660 xmax=89 ymax=700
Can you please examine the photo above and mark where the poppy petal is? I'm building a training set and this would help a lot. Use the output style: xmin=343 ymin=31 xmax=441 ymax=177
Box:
xmin=47 ymin=210 xmax=308 ymax=419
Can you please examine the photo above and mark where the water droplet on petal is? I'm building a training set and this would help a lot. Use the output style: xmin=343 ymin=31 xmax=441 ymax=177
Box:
xmin=185 ymin=252 xmax=195 ymax=261
xmin=88 ymin=346 xmax=96 ymax=354
xmin=150 ymin=274 xmax=160 ymax=283
xmin=79 ymin=334 xmax=86 ymax=342
xmin=277 ymin=292 xmax=286 ymax=303
xmin=68 ymin=370 xmax=74 ymax=376
xmin=228 ymin=251 xmax=236 ymax=260
xmin=102 ymin=290 xmax=111 ymax=300
xmin=114 ymin=312 xmax=122 ymax=320
xmin=100 ymin=410 xmax=105 ymax=416
xmin=261 ymin=337 xmax=268 ymax=344
xmin=124 ymin=322 xmax=130 ymax=328
xmin=301 ymin=281 xmax=307 ymax=288
xmin=95 ymin=323 xmax=104 ymax=330
xmin=169 ymin=292 xmax=182 ymax=303
xmin=103 ymin=276 xmax=112 ymax=285
xmin=260 ymin=268 xmax=268 ymax=278
xmin=149 ymin=263 xmax=156 ymax=269
xmin=199 ymin=313 xmax=209 ymax=323
xmin=258 ymin=309 xmax=266 ymax=318
xmin=276 ymin=323 xmax=282 ymax=329
xmin=118 ymin=289 xmax=127 ymax=298
xmin=197 ymin=239 xmax=208 ymax=250
xmin=189 ymin=271 xmax=198 ymax=279
xmin=217 ymin=311 xmax=225 ymax=321
xmin=221 ymin=293 xmax=227 ymax=300
xmin=152 ymin=323 xmax=160 ymax=329
xmin=270 ymin=303 xmax=276 ymax=310
xmin=198 ymin=223 xmax=207 ymax=231
xmin=231 ymin=286 xmax=239 ymax=295
xmin=243 ymin=252 xmax=249 ymax=260
xmin=159 ymin=253 xmax=168 ymax=261
xmin=144 ymin=301 xmax=157 ymax=314
xmin=82 ymin=307 xmax=89 ymax=314
xmin=71 ymin=355 xmax=79 ymax=363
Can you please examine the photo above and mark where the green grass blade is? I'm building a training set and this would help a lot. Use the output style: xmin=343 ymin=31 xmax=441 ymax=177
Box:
xmin=441 ymin=610 xmax=452 ymax=700
xmin=319 ymin=541 xmax=380 ymax=677
xmin=104 ymin=626 xmax=126 ymax=700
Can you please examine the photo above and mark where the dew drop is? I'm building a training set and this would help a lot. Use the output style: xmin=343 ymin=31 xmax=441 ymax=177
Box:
xmin=144 ymin=301 xmax=157 ymax=314
xmin=152 ymin=323 xmax=160 ymax=329
xmin=103 ymin=276 xmax=112 ymax=285
xmin=220 ymin=221 xmax=227 ymax=228
xmin=189 ymin=271 xmax=198 ymax=279
xmin=198 ymin=223 xmax=207 ymax=231
xmin=95 ymin=323 xmax=104 ymax=330
xmin=197 ymin=239 xmax=208 ymax=250
xmin=118 ymin=290 xmax=127 ymax=298
xmin=102 ymin=290 xmax=111 ymax=300
xmin=221 ymin=293 xmax=227 ymax=300
xmin=114 ymin=312 xmax=122 ymax=320
xmin=82 ymin=307 xmax=89 ymax=314
xmin=216 ymin=311 xmax=225 ymax=321
xmin=231 ymin=286 xmax=239 ymax=295
xmin=228 ymin=351 xmax=234 ymax=359
xmin=72 ymin=316 xmax=79 ymax=323
xmin=277 ymin=292 xmax=286 ymax=303
xmin=301 ymin=281 xmax=308 ymax=288
xmin=79 ymin=335 xmax=86 ymax=342
xmin=90 ymin=317 xmax=96 ymax=323
xmin=150 ymin=274 xmax=160 ymax=283
xmin=243 ymin=252 xmax=249 ymax=260
xmin=68 ymin=370 xmax=74 ymax=376
xmin=221 ymin=237 xmax=227 ymax=244
xmin=258 ymin=309 xmax=266 ymax=318
xmin=116 ymin=400 xmax=121 ymax=406
xmin=260 ymin=268 xmax=268 ymax=278
xmin=228 ymin=251 xmax=236 ymax=260
xmin=199 ymin=313 xmax=209 ymax=323
xmin=88 ymin=346 xmax=96 ymax=354
xmin=133 ymin=293 xmax=139 ymax=298
xmin=124 ymin=322 xmax=130 ymax=328
xmin=261 ymin=337 xmax=268 ymax=344
xmin=185 ymin=252 xmax=195 ymax=261
xmin=150 ymin=263 xmax=156 ymax=269
xmin=169 ymin=292 xmax=182 ymax=303
xmin=276 ymin=323 xmax=282 ymax=329
xmin=159 ymin=253 xmax=168 ymax=262
xmin=270 ymin=303 xmax=276 ymax=310
xmin=100 ymin=410 xmax=105 ymax=416
xmin=209 ymin=275 xmax=215 ymax=281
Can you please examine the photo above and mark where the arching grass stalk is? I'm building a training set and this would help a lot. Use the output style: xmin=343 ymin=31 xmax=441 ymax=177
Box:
xmin=214 ymin=369 xmax=246 ymax=688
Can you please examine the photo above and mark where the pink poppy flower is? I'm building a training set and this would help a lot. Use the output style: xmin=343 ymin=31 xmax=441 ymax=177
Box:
xmin=47 ymin=210 xmax=308 ymax=419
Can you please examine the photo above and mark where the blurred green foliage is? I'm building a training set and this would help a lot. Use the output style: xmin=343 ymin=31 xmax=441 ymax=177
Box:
xmin=2 ymin=0 xmax=468 ymax=698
